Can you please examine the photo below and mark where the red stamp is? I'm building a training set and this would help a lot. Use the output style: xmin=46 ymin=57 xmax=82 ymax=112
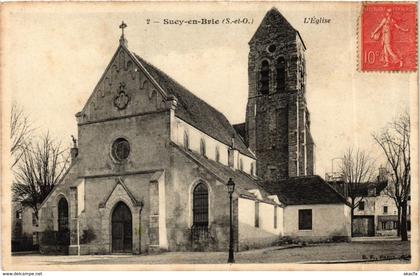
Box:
xmin=361 ymin=3 xmax=417 ymax=71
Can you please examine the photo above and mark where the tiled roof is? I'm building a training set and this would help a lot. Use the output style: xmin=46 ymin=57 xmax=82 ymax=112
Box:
xmin=133 ymin=54 xmax=255 ymax=158
xmin=171 ymin=142 xmax=281 ymax=206
xmin=263 ymin=175 xmax=350 ymax=206
xmin=328 ymin=180 xmax=388 ymax=197
xmin=233 ymin=123 xmax=246 ymax=142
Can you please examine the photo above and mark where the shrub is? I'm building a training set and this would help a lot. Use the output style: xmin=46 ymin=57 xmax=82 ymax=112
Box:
xmin=40 ymin=230 xmax=58 ymax=245
xmin=331 ymin=235 xmax=349 ymax=243
xmin=80 ymin=227 xmax=96 ymax=244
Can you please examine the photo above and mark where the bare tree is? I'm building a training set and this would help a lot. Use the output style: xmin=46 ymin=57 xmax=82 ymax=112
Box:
xmin=340 ymin=147 xmax=376 ymax=236
xmin=373 ymin=111 xmax=410 ymax=241
xmin=10 ymin=102 xmax=32 ymax=168
xmin=12 ymin=133 xmax=70 ymax=219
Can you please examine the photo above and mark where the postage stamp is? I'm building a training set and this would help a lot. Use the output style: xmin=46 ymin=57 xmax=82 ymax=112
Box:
xmin=361 ymin=3 xmax=417 ymax=72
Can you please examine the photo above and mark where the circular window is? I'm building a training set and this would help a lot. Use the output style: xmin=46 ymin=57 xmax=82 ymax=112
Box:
xmin=111 ymin=138 xmax=130 ymax=162
xmin=268 ymin=44 xmax=276 ymax=53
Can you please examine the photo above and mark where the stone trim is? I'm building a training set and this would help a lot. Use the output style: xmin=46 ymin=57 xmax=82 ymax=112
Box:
xmin=78 ymin=109 xmax=169 ymax=126
xmin=98 ymin=179 xmax=142 ymax=254
xmin=81 ymin=169 xmax=163 ymax=179
xmin=99 ymin=178 xmax=143 ymax=208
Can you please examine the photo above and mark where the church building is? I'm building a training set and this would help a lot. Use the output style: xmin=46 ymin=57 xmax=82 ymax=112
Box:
xmin=38 ymin=8 xmax=351 ymax=255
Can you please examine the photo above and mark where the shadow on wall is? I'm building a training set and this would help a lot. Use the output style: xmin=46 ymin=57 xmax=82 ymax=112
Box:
xmin=238 ymin=222 xmax=281 ymax=251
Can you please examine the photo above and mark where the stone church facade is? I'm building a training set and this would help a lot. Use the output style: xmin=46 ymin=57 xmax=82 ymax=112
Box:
xmin=38 ymin=8 xmax=351 ymax=255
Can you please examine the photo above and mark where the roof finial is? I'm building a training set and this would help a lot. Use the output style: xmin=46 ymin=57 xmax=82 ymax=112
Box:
xmin=119 ymin=21 xmax=128 ymax=47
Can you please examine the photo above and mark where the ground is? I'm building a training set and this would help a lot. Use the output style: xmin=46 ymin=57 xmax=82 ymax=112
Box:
xmin=10 ymin=237 xmax=410 ymax=266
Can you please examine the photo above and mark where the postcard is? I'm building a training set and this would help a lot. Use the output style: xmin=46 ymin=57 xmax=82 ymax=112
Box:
xmin=1 ymin=1 xmax=418 ymax=271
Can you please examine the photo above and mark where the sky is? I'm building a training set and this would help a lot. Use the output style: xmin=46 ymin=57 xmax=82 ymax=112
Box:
xmin=3 ymin=2 xmax=416 ymax=177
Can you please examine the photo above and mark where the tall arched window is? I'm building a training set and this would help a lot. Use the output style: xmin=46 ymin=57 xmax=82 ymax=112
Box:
xmin=250 ymin=163 xmax=255 ymax=175
xmin=200 ymin=138 xmax=206 ymax=156
xmin=276 ymin=57 xmax=286 ymax=93
xmin=260 ymin=60 xmax=270 ymax=95
xmin=57 ymin=197 xmax=69 ymax=245
xmin=183 ymin=131 xmax=189 ymax=149
xmin=192 ymin=183 xmax=209 ymax=227
xmin=239 ymin=158 xmax=244 ymax=171
xmin=215 ymin=146 xmax=220 ymax=162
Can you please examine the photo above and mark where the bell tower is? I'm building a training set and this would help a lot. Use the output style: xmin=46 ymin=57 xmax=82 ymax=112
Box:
xmin=245 ymin=8 xmax=314 ymax=181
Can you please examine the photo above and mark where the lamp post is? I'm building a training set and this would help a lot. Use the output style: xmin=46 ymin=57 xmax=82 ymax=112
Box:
xmin=227 ymin=178 xmax=235 ymax=263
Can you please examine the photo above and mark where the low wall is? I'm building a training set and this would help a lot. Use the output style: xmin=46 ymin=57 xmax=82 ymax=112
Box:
xmin=237 ymin=198 xmax=282 ymax=250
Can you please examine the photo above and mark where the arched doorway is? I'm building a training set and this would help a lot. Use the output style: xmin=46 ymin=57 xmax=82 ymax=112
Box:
xmin=57 ymin=197 xmax=70 ymax=246
xmin=112 ymin=202 xmax=132 ymax=253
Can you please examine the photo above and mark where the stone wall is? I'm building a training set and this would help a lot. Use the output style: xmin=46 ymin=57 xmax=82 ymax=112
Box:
xmin=166 ymin=146 xmax=233 ymax=251
xmin=245 ymin=8 xmax=315 ymax=182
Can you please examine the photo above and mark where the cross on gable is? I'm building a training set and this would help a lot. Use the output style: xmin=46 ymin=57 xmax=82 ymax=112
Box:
xmin=119 ymin=21 xmax=128 ymax=46
xmin=119 ymin=21 xmax=127 ymax=36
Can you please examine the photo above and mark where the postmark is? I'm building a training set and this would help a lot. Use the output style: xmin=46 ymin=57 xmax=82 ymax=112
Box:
xmin=361 ymin=3 xmax=417 ymax=72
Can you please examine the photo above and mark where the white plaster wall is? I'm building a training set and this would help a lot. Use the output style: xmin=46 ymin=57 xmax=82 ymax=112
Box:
xmin=283 ymin=204 xmax=351 ymax=239
xmin=171 ymin=117 xmax=256 ymax=176
xmin=76 ymin=178 xmax=85 ymax=215
xmin=374 ymin=195 xmax=398 ymax=216
xmin=238 ymin=198 xmax=283 ymax=248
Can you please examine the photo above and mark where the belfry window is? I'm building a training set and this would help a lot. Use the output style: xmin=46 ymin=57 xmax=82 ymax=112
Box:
xmin=276 ymin=57 xmax=286 ymax=93
xmin=215 ymin=146 xmax=220 ymax=162
xmin=259 ymin=60 xmax=270 ymax=95
xmin=192 ymin=183 xmax=209 ymax=227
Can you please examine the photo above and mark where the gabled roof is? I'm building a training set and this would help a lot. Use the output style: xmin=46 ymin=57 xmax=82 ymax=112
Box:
xmin=249 ymin=7 xmax=306 ymax=49
xmin=263 ymin=175 xmax=350 ymax=206
xmin=329 ymin=180 xmax=388 ymax=197
xmin=133 ymin=54 xmax=254 ymax=159
xmin=233 ymin=123 xmax=246 ymax=142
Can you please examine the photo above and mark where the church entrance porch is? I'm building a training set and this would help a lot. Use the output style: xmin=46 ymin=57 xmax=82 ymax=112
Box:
xmin=112 ymin=202 xmax=133 ymax=253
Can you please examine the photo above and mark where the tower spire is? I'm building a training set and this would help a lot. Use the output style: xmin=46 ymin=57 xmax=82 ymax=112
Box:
xmin=119 ymin=21 xmax=128 ymax=47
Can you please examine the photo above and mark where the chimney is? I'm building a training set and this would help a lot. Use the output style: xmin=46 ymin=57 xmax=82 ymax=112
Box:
xmin=378 ymin=166 xmax=388 ymax=182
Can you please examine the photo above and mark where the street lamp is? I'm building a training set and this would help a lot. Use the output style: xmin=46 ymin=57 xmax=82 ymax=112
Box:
xmin=227 ymin=178 xmax=236 ymax=263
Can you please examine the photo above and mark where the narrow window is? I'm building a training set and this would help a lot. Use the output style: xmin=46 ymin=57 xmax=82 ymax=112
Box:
xmin=358 ymin=201 xmax=365 ymax=211
xmin=276 ymin=57 xmax=286 ymax=93
xmin=239 ymin=159 xmax=243 ymax=171
xmin=298 ymin=209 xmax=312 ymax=230
xmin=254 ymin=201 xmax=260 ymax=228
xmin=250 ymin=163 xmax=255 ymax=176
xmin=193 ymin=183 xmax=209 ymax=227
xmin=200 ymin=138 xmax=206 ymax=156
xmin=32 ymin=213 xmax=37 ymax=226
xmin=383 ymin=206 xmax=388 ymax=214
xmin=259 ymin=60 xmax=270 ymax=95
xmin=215 ymin=146 xmax=220 ymax=162
xmin=183 ymin=131 xmax=189 ymax=149
xmin=274 ymin=206 xmax=278 ymax=229
xmin=57 ymin=197 xmax=70 ymax=245
xmin=381 ymin=221 xmax=386 ymax=230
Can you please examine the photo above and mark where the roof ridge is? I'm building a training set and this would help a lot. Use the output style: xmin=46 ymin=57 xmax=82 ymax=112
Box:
xmin=134 ymin=53 xmax=229 ymax=120
xmin=133 ymin=52 xmax=255 ymax=158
